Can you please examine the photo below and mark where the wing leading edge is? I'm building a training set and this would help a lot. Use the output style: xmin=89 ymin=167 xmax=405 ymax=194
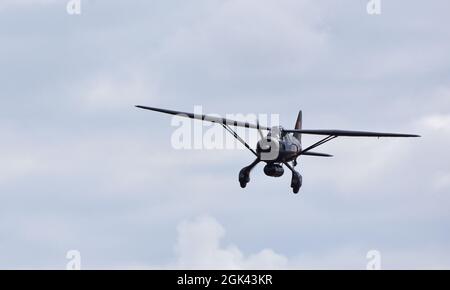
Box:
xmin=283 ymin=129 xmax=420 ymax=138
xmin=136 ymin=105 xmax=270 ymax=131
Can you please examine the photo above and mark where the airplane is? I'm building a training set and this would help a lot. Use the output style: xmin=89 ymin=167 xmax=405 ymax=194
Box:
xmin=136 ymin=105 xmax=420 ymax=194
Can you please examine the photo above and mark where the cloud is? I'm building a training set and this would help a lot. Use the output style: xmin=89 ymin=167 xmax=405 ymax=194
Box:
xmin=149 ymin=0 xmax=328 ymax=101
xmin=1 ymin=0 xmax=450 ymax=270
xmin=0 ymin=0 xmax=58 ymax=10
xmin=166 ymin=216 xmax=450 ymax=270
xmin=433 ymin=172 xmax=450 ymax=191
xmin=420 ymin=114 xmax=450 ymax=131
xmin=74 ymin=72 xmax=159 ymax=112
xmin=0 ymin=126 xmax=44 ymax=185
xmin=174 ymin=216 xmax=288 ymax=269
xmin=0 ymin=153 xmax=40 ymax=185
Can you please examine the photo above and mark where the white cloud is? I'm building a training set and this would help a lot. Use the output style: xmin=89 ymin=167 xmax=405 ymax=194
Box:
xmin=155 ymin=0 xmax=328 ymax=80
xmin=0 ymin=0 xmax=58 ymax=10
xmin=167 ymin=216 xmax=450 ymax=270
xmin=433 ymin=172 xmax=450 ymax=191
xmin=75 ymin=72 xmax=159 ymax=112
xmin=420 ymin=114 xmax=450 ymax=131
xmin=304 ymin=137 xmax=416 ymax=197
xmin=174 ymin=216 xmax=288 ymax=269
xmin=0 ymin=154 xmax=40 ymax=185
xmin=0 ymin=126 xmax=44 ymax=185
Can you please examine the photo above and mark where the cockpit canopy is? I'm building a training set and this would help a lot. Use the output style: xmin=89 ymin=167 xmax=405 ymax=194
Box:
xmin=267 ymin=126 xmax=284 ymax=140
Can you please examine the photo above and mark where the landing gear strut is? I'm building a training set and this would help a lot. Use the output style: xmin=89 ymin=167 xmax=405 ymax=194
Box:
xmin=238 ymin=158 xmax=260 ymax=188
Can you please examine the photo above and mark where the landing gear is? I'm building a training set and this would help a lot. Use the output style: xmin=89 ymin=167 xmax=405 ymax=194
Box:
xmin=238 ymin=158 xmax=260 ymax=188
xmin=239 ymin=159 xmax=302 ymax=194
xmin=284 ymin=162 xmax=302 ymax=194
xmin=239 ymin=169 xmax=250 ymax=188
xmin=290 ymin=171 xmax=302 ymax=194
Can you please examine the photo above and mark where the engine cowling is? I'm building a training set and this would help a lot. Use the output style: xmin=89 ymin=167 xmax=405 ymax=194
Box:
xmin=263 ymin=164 xmax=284 ymax=177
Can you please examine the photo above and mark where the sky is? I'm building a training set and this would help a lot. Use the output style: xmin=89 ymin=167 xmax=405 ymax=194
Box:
xmin=0 ymin=0 xmax=449 ymax=269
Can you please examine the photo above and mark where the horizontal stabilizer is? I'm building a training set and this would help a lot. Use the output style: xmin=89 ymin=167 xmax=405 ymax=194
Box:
xmin=301 ymin=151 xmax=333 ymax=157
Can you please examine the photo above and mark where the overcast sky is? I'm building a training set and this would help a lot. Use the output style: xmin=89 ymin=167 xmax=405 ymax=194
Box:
xmin=0 ymin=0 xmax=449 ymax=269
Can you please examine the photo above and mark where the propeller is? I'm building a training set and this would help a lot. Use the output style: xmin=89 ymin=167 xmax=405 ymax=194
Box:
xmin=256 ymin=119 xmax=265 ymax=140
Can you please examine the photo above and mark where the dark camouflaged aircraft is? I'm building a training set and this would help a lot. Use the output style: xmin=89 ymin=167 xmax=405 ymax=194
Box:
xmin=136 ymin=106 xmax=420 ymax=194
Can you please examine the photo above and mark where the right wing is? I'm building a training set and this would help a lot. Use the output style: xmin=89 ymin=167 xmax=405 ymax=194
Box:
xmin=136 ymin=105 xmax=270 ymax=131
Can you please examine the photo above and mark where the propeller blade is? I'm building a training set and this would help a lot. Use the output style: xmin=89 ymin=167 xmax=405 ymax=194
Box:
xmin=256 ymin=119 xmax=265 ymax=139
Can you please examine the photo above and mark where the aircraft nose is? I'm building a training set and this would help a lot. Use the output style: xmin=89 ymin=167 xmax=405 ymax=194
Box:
xmin=257 ymin=138 xmax=271 ymax=152
xmin=256 ymin=138 xmax=280 ymax=154
xmin=257 ymin=138 xmax=281 ymax=161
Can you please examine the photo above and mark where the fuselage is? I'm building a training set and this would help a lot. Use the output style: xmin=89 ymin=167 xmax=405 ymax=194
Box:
xmin=256 ymin=126 xmax=301 ymax=164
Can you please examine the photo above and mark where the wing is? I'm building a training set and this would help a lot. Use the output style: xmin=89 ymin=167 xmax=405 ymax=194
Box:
xmin=283 ymin=129 xmax=420 ymax=138
xmin=136 ymin=105 xmax=270 ymax=131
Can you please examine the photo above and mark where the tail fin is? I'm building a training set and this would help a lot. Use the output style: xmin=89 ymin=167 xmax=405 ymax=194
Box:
xmin=293 ymin=110 xmax=302 ymax=144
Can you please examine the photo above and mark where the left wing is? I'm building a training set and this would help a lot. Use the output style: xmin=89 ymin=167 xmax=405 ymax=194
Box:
xmin=283 ymin=129 xmax=420 ymax=138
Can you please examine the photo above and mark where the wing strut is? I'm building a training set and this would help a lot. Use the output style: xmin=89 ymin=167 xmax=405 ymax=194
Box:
xmin=221 ymin=124 xmax=258 ymax=157
xmin=299 ymin=135 xmax=338 ymax=156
